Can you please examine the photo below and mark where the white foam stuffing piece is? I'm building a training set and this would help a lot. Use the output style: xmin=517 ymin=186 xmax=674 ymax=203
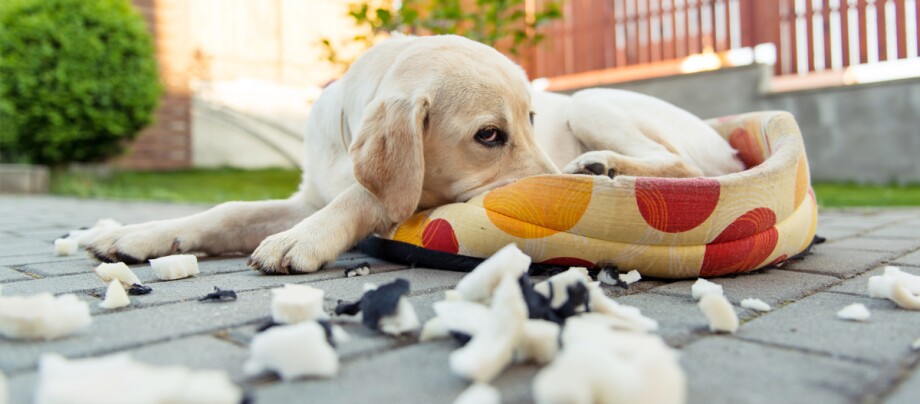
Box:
xmin=0 ymin=293 xmax=91 ymax=340
xmin=534 ymin=267 xmax=592 ymax=309
xmin=244 ymin=322 xmax=339 ymax=380
xmin=698 ymin=294 xmax=739 ymax=333
xmin=868 ymin=266 xmax=920 ymax=299
xmin=450 ymin=274 xmax=526 ymax=382
xmin=34 ymin=353 xmax=242 ymax=404
xmin=455 ymin=243 xmax=531 ymax=303
xmin=53 ymin=238 xmax=78 ymax=256
xmin=587 ymin=284 xmax=658 ymax=332
xmin=271 ymin=284 xmax=328 ymax=324
xmin=912 ymin=336 xmax=920 ymax=351
xmin=378 ymin=297 xmax=420 ymax=335
xmin=99 ymin=280 xmax=130 ymax=310
xmin=432 ymin=300 xmax=491 ymax=338
xmin=514 ymin=320 xmax=560 ymax=365
xmin=533 ymin=317 xmax=686 ymax=404
xmin=148 ymin=254 xmax=200 ymax=281
xmin=740 ymin=298 xmax=772 ymax=312
xmin=454 ymin=382 xmax=500 ymax=404
xmin=889 ymin=283 xmax=920 ymax=310
xmin=419 ymin=317 xmax=449 ymax=342
xmin=691 ymin=278 xmax=724 ymax=300
xmin=620 ymin=270 xmax=642 ymax=285
xmin=65 ymin=218 xmax=122 ymax=247
xmin=837 ymin=303 xmax=871 ymax=321
xmin=94 ymin=262 xmax=142 ymax=287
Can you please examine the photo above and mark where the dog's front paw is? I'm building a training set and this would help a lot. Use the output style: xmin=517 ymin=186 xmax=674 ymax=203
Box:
xmin=86 ymin=223 xmax=187 ymax=264
xmin=563 ymin=151 xmax=619 ymax=178
xmin=248 ymin=229 xmax=335 ymax=274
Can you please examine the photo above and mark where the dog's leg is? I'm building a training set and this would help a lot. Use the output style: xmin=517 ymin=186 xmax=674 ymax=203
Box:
xmin=563 ymin=94 xmax=703 ymax=178
xmin=248 ymin=184 xmax=388 ymax=274
xmin=88 ymin=193 xmax=317 ymax=264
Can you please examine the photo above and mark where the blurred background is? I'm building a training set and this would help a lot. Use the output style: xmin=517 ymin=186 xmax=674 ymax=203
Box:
xmin=1 ymin=0 xmax=918 ymax=206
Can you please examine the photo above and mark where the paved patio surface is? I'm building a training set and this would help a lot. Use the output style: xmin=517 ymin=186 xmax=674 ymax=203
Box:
xmin=1 ymin=195 xmax=920 ymax=404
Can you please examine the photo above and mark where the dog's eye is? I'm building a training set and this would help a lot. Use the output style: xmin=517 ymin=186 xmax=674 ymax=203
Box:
xmin=529 ymin=112 xmax=535 ymax=126
xmin=474 ymin=128 xmax=507 ymax=147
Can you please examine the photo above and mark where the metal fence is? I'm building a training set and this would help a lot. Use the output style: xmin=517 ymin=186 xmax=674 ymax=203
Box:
xmin=524 ymin=0 xmax=920 ymax=78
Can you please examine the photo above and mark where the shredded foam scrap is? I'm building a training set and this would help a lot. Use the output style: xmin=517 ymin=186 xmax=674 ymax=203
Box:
xmin=698 ymin=294 xmax=739 ymax=333
xmin=912 ymin=336 xmax=920 ymax=351
xmin=454 ymin=382 xmax=500 ymax=404
xmin=620 ymin=270 xmax=642 ymax=285
xmin=34 ymin=353 xmax=242 ymax=404
xmin=532 ymin=316 xmax=686 ymax=404
xmin=837 ymin=303 xmax=871 ymax=321
xmin=271 ymin=284 xmax=327 ymax=324
xmin=534 ymin=267 xmax=592 ymax=309
xmin=244 ymin=322 xmax=339 ymax=380
xmin=99 ymin=280 xmax=130 ymax=309
xmin=0 ymin=292 xmax=91 ymax=340
xmin=691 ymin=278 xmax=724 ymax=300
xmin=450 ymin=274 xmax=526 ymax=382
xmin=740 ymin=298 xmax=772 ymax=312
xmin=53 ymin=238 xmax=78 ymax=256
xmin=149 ymin=255 xmax=200 ymax=281
xmin=868 ymin=266 xmax=920 ymax=310
xmin=94 ymin=262 xmax=142 ymax=288
xmin=64 ymin=218 xmax=122 ymax=247
xmin=455 ymin=243 xmax=531 ymax=303
xmin=334 ymin=279 xmax=419 ymax=335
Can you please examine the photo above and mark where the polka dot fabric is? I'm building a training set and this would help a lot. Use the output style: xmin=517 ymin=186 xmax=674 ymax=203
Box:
xmin=379 ymin=111 xmax=818 ymax=278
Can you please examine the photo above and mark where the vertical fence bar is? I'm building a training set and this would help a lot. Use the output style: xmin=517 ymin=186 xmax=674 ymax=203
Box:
xmin=895 ymin=0 xmax=908 ymax=57
xmin=877 ymin=0 xmax=889 ymax=60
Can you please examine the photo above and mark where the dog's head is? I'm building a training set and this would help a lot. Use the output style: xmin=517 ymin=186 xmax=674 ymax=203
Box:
xmin=349 ymin=35 xmax=559 ymax=224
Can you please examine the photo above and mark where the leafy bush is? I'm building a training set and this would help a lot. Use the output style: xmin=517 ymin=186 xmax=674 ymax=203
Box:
xmin=0 ymin=0 xmax=161 ymax=165
xmin=321 ymin=0 xmax=563 ymax=74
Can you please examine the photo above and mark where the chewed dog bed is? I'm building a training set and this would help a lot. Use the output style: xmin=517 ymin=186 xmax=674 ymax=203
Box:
xmin=360 ymin=111 xmax=818 ymax=279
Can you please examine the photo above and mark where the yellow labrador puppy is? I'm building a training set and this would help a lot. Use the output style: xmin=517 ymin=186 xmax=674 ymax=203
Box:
xmin=88 ymin=35 xmax=742 ymax=274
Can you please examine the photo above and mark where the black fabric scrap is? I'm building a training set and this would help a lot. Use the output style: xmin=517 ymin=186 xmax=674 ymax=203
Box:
xmin=450 ymin=331 xmax=473 ymax=346
xmin=600 ymin=266 xmax=629 ymax=289
xmin=199 ymin=286 xmax=237 ymax=302
xmin=343 ymin=261 xmax=371 ymax=277
xmin=517 ymin=274 xmax=588 ymax=325
xmin=127 ymin=284 xmax=152 ymax=295
xmin=334 ymin=278 xmax=411 ymax=330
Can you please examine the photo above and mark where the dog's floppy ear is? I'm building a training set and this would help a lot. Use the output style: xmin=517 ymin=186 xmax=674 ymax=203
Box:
xmin=349 ymin=95 xmax=429 ymax=223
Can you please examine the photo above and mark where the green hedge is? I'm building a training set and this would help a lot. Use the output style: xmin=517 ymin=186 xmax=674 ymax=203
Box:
xmin=0 ymin=0 xmax=162 ymax=165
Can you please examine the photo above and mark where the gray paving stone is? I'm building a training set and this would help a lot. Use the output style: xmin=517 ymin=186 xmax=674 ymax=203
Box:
xmin=252 ymin=340 xmax=537 ymax=404
xmin=682 ymin=336 xmax=884 ymax=404
xmin=0 ymin=289 xmax=274 ymax=374
xmin=828 ymin=265 xmax=920 ymax=296
xmin=824 ymin=236 xmax=920 ymax=254
xmin=0 ymin=268 xmax=462 ymax=373
xmin=0 ymin=253 xmax=89 ymax=268
xmin=865 ymin=225 xmax=920 ymax=239
xmin=893 ymin=250 xmax=920 ymax=267
xmin=781 ymin=246 xmax=895 ymax=278
xmin=814 ymin=225 xmax=863 ymax=241
xmin=616 ymin=293 xmax=735 ymax=347
xmin=227 ymin=290 xmax=448 ymax=363
xmin=737 ymin=292 xmax=920 ymax=365
xmin=885 ymin=361 xmax=920 ymax=404
xmin=7 ymin=335 xmax=250 ymax=403
xmin=0 ymin=266 xmax=31 ymax=283
xmin=651 ymin=269 xmax=839 ymax=308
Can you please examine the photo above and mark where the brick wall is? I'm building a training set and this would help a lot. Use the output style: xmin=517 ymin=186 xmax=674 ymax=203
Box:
xmin=116 ymin=0 xmax=192 ymax=170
